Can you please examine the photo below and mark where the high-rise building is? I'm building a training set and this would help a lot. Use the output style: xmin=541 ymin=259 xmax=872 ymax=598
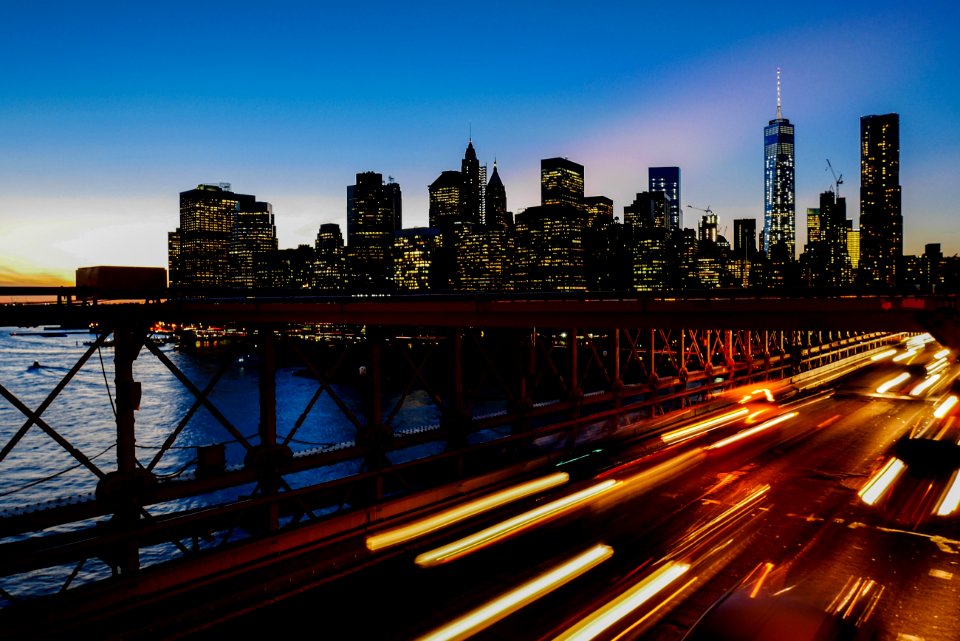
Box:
xmin=806 ymin=208 xmax=821 ymax=247
xmin=698 ymin=211 xmax=718 ymax=244
xmin=347 ymin=172 xmax=402 ymax=291
xmin=170 ymin=183 xmax=246 ymax=289
xmin=230 ymin=199 xmax=277 ymax=288
xmin=451 ymin=222 xmax=513 ymax=291
xmin=485 ymin=161 xmax=510 ymax=229
xmin=648 ymin=167 xmax=681 ymax=230
xmin=803 ymin=190 xmax=850 ymax=287
xmin=624 ymin=192 xmax=666 ymax=229
xmin=394 ymin=227 xmax=440 ymax=291
xmin=584 ymin=196 xmax=614 ymax=227
xmin=314 ymin=223 xmax=345 ymax=290
xmin=859 ymin=113 xmax=902 ymax=287
xmin=514 ymin=204 xmax=587 ymax=291
xmin=459 ymin=140 xmax=482 ymax=225
xmin=541 ymin=157 xmax=585 ymax=210
xmin=428 ymin=170 xmax=463 ymax=228
xmin=733 ymin=219 xmax=757 ymax=259
xmin=763 ymin=69 xmax=796 ymax=260
xmin=846 ymin=225 xmax=860 ymax=271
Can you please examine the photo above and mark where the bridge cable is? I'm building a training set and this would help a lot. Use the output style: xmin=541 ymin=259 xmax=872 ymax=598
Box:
xmin=97 ymin=344 xmax=117 ymax=419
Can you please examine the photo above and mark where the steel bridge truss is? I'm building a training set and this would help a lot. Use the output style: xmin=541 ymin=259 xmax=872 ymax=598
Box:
xmin=0 ymin=319 xmax=894 ymax=602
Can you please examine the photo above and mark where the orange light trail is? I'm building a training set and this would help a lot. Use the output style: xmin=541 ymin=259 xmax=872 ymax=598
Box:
xmin=552 ymin=561 xmax=691 ymax=641
xmin=415 ymin=480 xmax=619 ymax=567
xmin=876 ymin=372 xmax=911 ymax=394
xmin=935 ymin=470 xmax=960 ymax=516
xmin=415 ymin=544 xmax=613 ymax=641
xmin=366 ymin=472 xmax=570 ymax=551
xmin=661 ymin=408 xmax=749 ymax=444
xmin=705 ymin=412 xmax=798 ymax=450
xmin=934 ymin=395 xmax=959 ymax=419
xmin=750 ymin=562 xmax=776 ymax=598
xmin=910 ymin=374 xmax=941 ymax=397
xmin=870 ymin=349 xmax=898 ymax=362
xmin=859 ymin=458 xmax=906 ymax=506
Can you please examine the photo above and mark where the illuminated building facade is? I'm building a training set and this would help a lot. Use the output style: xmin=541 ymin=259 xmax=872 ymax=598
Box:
xmin=314 ymin=223 xmax=345 ymax=290
xmin=630 ymin=228 xmax=670 ymax=291
xmin=648 ymin=167 xmax=681 ymax=230
xmin=846 ymin=226 xmax=860 ymax=271
xmin=170 ymin=183 xmax=244 ymax=289
xmin=230 ymin=199 xmax=277 ymax=288
xmin=428 ymin=170 xmax=463 ymax=228
xmin=347 ymin=172 xmax=402 ymax=291
xmin=763 ymin=71 xmax=796 ymax=260
xmin=624 ymin=192 xmax=666 ymax=229
xmin=859 ymin=113 xmax=901 ymax=287
xmin=806 ymin=208 xmax=821 ymax=246
xmin=802 ymin=191 xmax=850 ymax=287
xmin=698 ymin=211 xmax=718 ymax=244
xmin=394 ymin=227 xmax=440 ymax=291
xmin=451 ymin=222 xmax=513 ymax=291
xmin=584 ymin=196 xmax=614 ymax=227
xmin=541 ymin=157 xmax=585 ymax=210
xmin=485 ymin=162 xmax=510 ymax=229
xmin=513 ymin=204 xmax=587 ymax=291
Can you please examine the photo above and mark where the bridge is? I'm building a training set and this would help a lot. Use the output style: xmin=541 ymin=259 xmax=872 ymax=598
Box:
xmin=0 ymin=291 xmax=957 ymax=640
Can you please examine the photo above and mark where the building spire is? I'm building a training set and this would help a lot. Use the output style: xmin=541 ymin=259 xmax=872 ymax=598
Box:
xmin=776 ymin=66 xmax=782 ymax=119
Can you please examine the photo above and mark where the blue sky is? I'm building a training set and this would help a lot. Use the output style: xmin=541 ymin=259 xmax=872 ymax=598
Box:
xmin=1 ymin=1 xmax=958 ymax=284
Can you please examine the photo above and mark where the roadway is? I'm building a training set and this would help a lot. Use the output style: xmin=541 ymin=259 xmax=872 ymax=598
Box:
xmin=190 ymin=335 xmax=960 ymax=641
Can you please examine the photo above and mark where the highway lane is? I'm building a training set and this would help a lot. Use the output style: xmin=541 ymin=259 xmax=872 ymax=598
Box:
xmin=194 ymin=340 xmax=959 ymax=641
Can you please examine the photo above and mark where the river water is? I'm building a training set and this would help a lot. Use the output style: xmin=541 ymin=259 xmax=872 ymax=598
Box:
xmin=0 ymin=327 xmax=446 ymax=597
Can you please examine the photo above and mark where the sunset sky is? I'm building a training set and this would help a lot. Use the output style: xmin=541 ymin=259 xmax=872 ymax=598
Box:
xmin=1 ymin=1 xmax=958 ymax=285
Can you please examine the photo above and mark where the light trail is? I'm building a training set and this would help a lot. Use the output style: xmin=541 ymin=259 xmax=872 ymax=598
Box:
xmin=660 ymin=408 xmax=749 ymax=444
xmin=749 ymin=562 xmax=776 ymax=598
xmin=859 ymin=458 xmax=906 ymax=506
xmin=934 ymin=395 xmax=959 ymax=419
xmin=415 ymin=544 xmax=613 ymax=641
xmin=415 ymin=480 xmax=619 ymax=567
xmin=876 ymin=372 xmax=911 ymax=394
xmin=366 ymin=472 xmax=571 ymax=551
xmin=892 ymin=349 xmax=916 ymax=363
xmin=705 ymin=413 xmax=798 ymax=450
xmin=934 ymin=349 xmax=951 ymax=360
xmin=870 ymin=349 xmax=898 ymax=362
xmin=551 ymin=561 xmax=691 ymax=641
xmin=935 ymin=470 xmax=960 ymax=516
xmin=910 ymin=374 xmax=941 ymax=397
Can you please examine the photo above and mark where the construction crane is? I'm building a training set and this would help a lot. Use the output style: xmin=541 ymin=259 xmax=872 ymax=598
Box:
xmin=687 ymin=204 xmax=713 ymax=216
xmin=687 ymin=205 xmax=718 ymax=243
xmin=825 ymin=159 xmax=843 ymax=197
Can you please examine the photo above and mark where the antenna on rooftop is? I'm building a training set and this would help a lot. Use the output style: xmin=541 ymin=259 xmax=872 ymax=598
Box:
xmin=776 ymin=66 xmax=782 ymax=119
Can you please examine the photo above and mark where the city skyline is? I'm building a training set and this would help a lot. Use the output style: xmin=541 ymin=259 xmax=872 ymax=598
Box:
xmin=1 ymin=2 xmax=959 ymax=285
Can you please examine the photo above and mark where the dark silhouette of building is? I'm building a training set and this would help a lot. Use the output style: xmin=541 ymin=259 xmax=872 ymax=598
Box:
xmin=314 ymin=223 xmax=345 ymax=290
xmin=260 ymin=245 xmax=316 ymax=289
xmin=859 ymin=113 xmax=902 ymax=288
xmin=428 ymin=170 xmax=463 ymax=228
xmin=802 ymin=190 xmax=850 ymax=287
xmin=484 ymin=161 xmax=510 ymax=229
xmin=347 ymin=172 xmax=401 ymax=291
xmin=648 ymin=167 xmax=682 ymax=231
xmin=763 ymin=69 xmax=796 ymax=261
xmin=459 ymin=140 xmax=482 ymax=225
xmin=733 ymin=219 xmax=757 ymax=259
xmin=541 ymin=158 xmax=585 ymax=210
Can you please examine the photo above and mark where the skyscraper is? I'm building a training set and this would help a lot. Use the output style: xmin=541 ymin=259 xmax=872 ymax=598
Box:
xmin=314 ymin=223 xmax=345 ymax=290
xmin=347 ymin=172 xmax=402 ymax=291
xmin=428 ymin=170 xmax=463 ymax=228
xmin=763 ymin=69 xmax=796 ymax=260
xmin=541 ymin=157 xmax=585 ymax=210
xmin=859 ymin=113 xmax=901 ymax=287
xmin=170 ymin=183 xmax=249 ymax=289
xmin=648 ymin=167 xmax=681 ymax=231
xmin=733 ymin=219 xmax=757 ymax=259
xmin=485 ymin=161 xmax=510 ymax=229
xmin=459 ymin=140 xmax=482 ymax=225
xmin=584 ymin=196 xmax=614 ymax=227
xmin=230 ymin=198 xmax=277 ymax=288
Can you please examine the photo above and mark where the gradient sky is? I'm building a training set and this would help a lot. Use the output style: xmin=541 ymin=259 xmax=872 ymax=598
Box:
xmin=1 ymin=1 xmax=958 ymax=285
